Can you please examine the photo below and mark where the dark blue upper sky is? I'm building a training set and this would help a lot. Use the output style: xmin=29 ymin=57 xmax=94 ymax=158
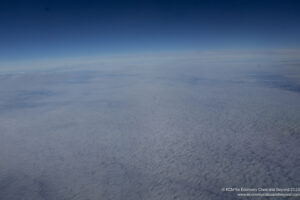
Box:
xmin=1 ymin=0 xmax=300 ymax=62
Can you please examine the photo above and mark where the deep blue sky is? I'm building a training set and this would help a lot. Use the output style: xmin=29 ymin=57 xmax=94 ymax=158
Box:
xmin=1 ymin=0 xmax=300 ymax=62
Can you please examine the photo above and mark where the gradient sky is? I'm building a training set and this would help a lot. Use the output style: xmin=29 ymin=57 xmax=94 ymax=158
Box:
xmin=1 ymin=0 xmax=300 ymax=62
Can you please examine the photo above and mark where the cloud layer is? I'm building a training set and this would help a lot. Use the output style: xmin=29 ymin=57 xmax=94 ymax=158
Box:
xmin=0 ymin=52 xmax=300 ymax=199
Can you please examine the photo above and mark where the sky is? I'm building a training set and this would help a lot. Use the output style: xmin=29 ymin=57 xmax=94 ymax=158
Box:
xmin=0 ymin=0 xmax=300 ymax=63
